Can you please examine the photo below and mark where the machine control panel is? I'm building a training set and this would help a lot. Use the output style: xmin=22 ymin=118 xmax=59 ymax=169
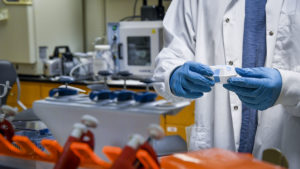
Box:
xmin=107 ymin=22 xmax=120 ymax=46
xmin=3 ymin=0 xmax=32 ymax=5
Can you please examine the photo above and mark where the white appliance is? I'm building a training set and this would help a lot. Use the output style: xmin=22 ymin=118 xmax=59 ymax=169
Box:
xmin=33 ymin=96 xmax=189 ymax=159
xmin=108 ymin=21 xmax=163 ymax=78
xmin=0 ymin=0 xmax=83 ymax=75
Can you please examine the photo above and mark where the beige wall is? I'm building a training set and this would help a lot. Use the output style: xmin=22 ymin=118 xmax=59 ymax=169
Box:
xmin=84 ymin=0 xmax=171 ymax=51
xmin=84 ymin=0 xmax=106 ymax=51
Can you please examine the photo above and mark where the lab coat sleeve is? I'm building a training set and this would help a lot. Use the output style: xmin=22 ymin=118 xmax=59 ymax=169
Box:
xmin=153 ymin=0 xmax=197 ymax=102
xmin=275 ymin=69 xmax=300 ymax=116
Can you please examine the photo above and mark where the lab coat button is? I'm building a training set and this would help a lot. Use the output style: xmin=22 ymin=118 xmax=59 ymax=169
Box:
xmin=229 ymin=61 xmax=234 ymax=65
xmin=234 ymin=106 xmax=238 ymax=110
xmin=269 ymin=31 xmax=274 ymax=36
xmin=225 ymin=18 xmax=230 ymax=23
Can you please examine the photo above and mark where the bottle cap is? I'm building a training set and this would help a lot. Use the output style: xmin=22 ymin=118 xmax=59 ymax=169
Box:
xmin=147 ymin=124 xmax=165 ymax=140
xmin=95 ymin=45 xmax=110 ymax=51
xmin=81 ymin=115 xmax=99 ymax=128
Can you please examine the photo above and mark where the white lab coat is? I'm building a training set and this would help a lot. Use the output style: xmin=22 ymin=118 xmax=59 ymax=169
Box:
xmin=153 ymin=0 xmax=300 ymax=168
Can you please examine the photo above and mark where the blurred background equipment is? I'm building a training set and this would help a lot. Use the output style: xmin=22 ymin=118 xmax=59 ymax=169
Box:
xmin=0 ymin=0 xmax=83 ymax=75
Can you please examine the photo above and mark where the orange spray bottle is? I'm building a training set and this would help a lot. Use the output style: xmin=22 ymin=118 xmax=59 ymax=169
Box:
xmin=110 ymin=134 xmax=145 ymax=169
xmin=0 ymin=105 xmax=18 ymax=142
xmin=135 ymin=124 xmax=165 ymax=169
xmin=54 ymin=123 xmax=87 ymax=169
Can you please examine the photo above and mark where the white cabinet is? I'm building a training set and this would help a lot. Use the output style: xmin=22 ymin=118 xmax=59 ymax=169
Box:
xmin=0 ymin=0 xmax=84 ymax=75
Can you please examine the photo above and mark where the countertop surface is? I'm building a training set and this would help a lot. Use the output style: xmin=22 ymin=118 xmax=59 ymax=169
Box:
xmin=19 ymin=75 xmax=153 ymax=89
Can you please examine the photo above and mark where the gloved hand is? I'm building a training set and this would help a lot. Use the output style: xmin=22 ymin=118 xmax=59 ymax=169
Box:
xmin=223 ymin=67 xmax=282 ymax=110
xmin=170 ymin=61 xmax=215 ymax=99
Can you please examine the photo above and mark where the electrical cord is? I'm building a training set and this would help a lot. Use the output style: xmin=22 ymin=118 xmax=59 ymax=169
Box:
xmin=16 ymin=78 xmax=27 ymax=110
xmin=69 ymin=61 xmax=91 ymax=78
xmin=0 ymin=81 xmax=10 ymax=99
xmin=120 ymin=15 xmax=141 ymax=21
xmin=133 ymin=0 xmax=139 ymax=16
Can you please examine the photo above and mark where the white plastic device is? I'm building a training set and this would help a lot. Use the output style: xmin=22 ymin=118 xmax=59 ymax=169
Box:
xmin=210 ymin=65 xmax=237 ymax=84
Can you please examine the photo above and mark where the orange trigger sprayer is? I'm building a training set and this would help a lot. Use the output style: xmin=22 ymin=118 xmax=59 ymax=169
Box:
xmin=110 ymin=134 xmax=145 ymax=169
xmin=0 ymin=105 xmax=18 ymax=142
xmin=134 ymin=124 xmax=165 ymax=169
xmin=54 ymin=123 xmax=87 ymax=169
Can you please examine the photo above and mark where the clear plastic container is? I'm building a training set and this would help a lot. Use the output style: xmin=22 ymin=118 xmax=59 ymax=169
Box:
xmin=93 ymin=45 xmax=114 ymax=76
xmin=210 ymin=65 xmax=237 ymax=84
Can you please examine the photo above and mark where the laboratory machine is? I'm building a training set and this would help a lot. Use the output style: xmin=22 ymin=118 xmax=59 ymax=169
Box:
xmin=107 ymin=21 xmax=163 ymax=78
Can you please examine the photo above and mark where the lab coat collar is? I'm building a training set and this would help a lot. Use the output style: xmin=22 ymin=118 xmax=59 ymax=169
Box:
xmin=224 ymin=0 xmax=239 ymax=13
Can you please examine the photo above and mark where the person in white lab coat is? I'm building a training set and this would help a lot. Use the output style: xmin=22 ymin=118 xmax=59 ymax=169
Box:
xmin=153 ymin=0 xmax=300 ymax=168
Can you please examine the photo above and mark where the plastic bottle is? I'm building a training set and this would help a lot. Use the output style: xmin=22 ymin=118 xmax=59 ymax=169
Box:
xmin=0 ymin=106 xmax=18 ymax=142
xmin=54 ymin=123 xmax=87 ymax=169
xmin=93 ymin=45 xmax=114 ymax=77
xmin=110 ymin=134 xmax=145 ymax=169
xmin=134 ymin=124 xmax=164 ymax=168
xmin=0 ymin=114 xmax=14 ymax=142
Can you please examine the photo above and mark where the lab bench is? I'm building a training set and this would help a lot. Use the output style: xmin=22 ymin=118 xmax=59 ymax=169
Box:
xmin=6 ymin=76 xmax=195 ymax=141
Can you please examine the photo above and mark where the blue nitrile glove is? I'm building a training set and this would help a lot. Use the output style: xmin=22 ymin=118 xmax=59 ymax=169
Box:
xmin=169 ymin=61 xmax=215 ymax=99
xmin=223 ymin=67 xmax=282 ymax=110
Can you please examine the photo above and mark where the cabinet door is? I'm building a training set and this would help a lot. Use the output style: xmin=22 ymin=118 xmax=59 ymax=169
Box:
xmin=6 ymin=82 xmax=41 ymax=109
xmin=166 ymin=101 xmax=195 ymax=126
xmin=19 ymin=82 xmax=41 ymax=108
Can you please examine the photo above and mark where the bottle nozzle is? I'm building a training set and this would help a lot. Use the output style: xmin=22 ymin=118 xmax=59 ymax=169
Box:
xmin=147 ymin=124 xmax=165 ymax=140
xmin=71 ymin=123 xmax=87 ymax=138
xmin=81 ymin=115 xmax=99 ymax=128
xmin=127 ymin=134 xmax=145 ymax=149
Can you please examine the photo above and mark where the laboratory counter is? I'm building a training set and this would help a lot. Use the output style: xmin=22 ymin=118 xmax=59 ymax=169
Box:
xmin=18 ymin=75 xmax=150 ymax=90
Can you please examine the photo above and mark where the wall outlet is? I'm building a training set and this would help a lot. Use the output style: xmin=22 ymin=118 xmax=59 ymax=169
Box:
xmin=0 ymin=8 xmax=9 ymax=21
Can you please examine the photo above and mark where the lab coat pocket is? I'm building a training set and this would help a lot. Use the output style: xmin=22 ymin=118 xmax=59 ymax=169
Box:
xmin=277 ymin=0 xmax=298 ymax=28
xmin=278 ymin=13 xmax=295 ymax=28
xmin=273 ymin=13 xmax=300 ymax=71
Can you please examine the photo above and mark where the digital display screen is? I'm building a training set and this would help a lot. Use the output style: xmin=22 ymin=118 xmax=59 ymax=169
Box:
xmin=127 ymin=37 xmax=151 ymax=66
